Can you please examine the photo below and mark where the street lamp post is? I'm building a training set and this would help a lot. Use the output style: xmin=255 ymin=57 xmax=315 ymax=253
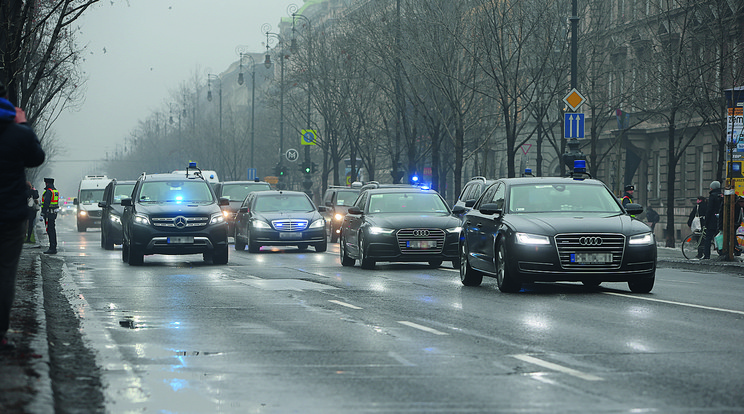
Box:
xmin=207 ymin=74 xmax=223 ymax=147
xmin=292 ymin=12 xmax=314 ymax=198
xmin=264 ymin=29 xmax=287 ymax=190
xmin=238 ymin=53 xmax=257 ymax=174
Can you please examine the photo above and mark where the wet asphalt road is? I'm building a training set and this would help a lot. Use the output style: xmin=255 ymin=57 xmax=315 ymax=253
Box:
xmin=50 ymin=214 xmax=744 ymax=413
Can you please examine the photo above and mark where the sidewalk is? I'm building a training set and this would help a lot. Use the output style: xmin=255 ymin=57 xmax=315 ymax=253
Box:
xmin=1 ymin=232 xmax=741 ymax=413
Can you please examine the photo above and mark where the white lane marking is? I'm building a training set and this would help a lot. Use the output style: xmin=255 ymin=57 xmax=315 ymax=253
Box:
xmin=388 ymin=351 xmax=416 ymax=367
xmin=397 ymin=321 xmax=449 ymax=336
xmin=603 ymin=292 xmax=744 ymax=316
xmin=328 ymin=299 xmax=363 ymax=310
xmin=512 ymin=354 xmax=603 ymax=382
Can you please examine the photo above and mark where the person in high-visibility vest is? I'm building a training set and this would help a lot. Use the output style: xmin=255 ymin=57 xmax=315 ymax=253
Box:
xmin=41 ymin=177 xmax=59 ymax=254
xmin=621 ymin=185 xmax=634 ymax=207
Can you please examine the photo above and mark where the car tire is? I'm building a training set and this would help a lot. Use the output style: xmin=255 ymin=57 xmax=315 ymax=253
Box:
xmin=459 ymin=239 xmax=483 ymax=287
xmin=340 ymin=234 xmax=355 ymax=266
xmin=212 ymin=246 xmax=228 ymax=265
xmin=234 ymin=228 xmax=246 ymax=251
xmin=77 ymin=221 xmax=86 ymax=232
xmin=628 ymin=273 xmax=655 ymax=293
xmin=315 ymin=239 xmax=327 ymax=253
xmin=128 ymin=244 xmax=144 ymax=266
xmin=359 ymin=232 xmax=375 ymax=270
xmin=428 ymin=260 xmax=442 ymax=268
xmin=297 ymin=243 xmax=309 ymax=251
xmin=122 ymin=239 xmax=129 ymax=263
xmin=102 ymin=230 xmax=114 ymax=250
xmin=247 ymin=231 xmax=260 ymax=253
xmin=330 ymin=231 xmax=339 ymax=243
xmin=496 ymin=241 xmax=520 ymax=293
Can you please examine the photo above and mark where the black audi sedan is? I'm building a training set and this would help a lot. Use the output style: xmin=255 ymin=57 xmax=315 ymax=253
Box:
xmin=234 ymin=190 xmax=327 ymax=253
xmin=459 ymin=175 xmax=656 ymax=293
xmin=339 ymin=187 xmax=462 ymax=269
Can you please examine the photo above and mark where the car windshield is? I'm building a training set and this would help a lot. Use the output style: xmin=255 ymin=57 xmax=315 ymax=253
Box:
xmin=367 ymin=192 xmax=449 ymax=214
xmin=79 ymin=189 xmax=104 ymax=204
xmin=508 ymin=183 xmax=622 ymax=214
xmin=138 ymin=181 xmax=214 ymax=204
xmin=335 ymin=190 xmax=359 ymax=206
xmin=254 ymin=194 xmax=314 ymax=212
xmin=221 ymin=183 xmax=271 ymax=201
xmin=113 ymin=184 xmax=134 ymax=203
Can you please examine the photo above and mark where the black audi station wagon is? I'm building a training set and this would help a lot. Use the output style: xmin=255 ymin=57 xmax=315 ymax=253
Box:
xmin=121 ymin=165 xmax=229 ymax=265
xmin=459 ymin=169 xmax=656 ymax=293
xmin=340 ymin=187 xmax=462 ymax=269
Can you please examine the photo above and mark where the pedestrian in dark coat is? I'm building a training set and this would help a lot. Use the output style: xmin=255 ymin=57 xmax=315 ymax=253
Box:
xmin=25 ymin=181 xmax=39 ymax=242
xmin=702 ymin=181 xmax=723 ymax=259
xmin=687 ymin=196 xmax=707 ymax=230
xmin=0 ymin=81 xmax=45 ymax=349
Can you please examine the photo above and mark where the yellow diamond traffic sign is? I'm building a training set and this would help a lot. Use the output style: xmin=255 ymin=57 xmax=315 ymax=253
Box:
xmin=563 ymin=88 xmax=586 ymax=111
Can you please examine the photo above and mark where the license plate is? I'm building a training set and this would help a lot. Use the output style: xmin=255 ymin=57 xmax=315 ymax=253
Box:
xmin=407 ymin=240 xmax=437 ymax=249
xmin=571 ymin=252 xmax=612 ymax=264
xmin=167 ymin=236 xmax=194 ymax=244
xmin=279 ymin=232 xmax=303 ymax=239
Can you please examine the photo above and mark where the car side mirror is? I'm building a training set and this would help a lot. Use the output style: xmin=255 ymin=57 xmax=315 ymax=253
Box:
xmin=73 ymin=198 xmax=79 ymax=205
xmin=347 ymin=206 xmax=363 ymax=215
xmin=318 ymin=206 xmax=327 ymax=212
xmin=465 ymin=199 xmax=476 ymax=208
xmin=625 ymin=203 xmax=644 ymax=216
xmin=98 ymin=201 xmax=107 ymax=208
xmin=452 ymin=205 xmax=467 ymax=215
xmin=239 ymin=207 xmax=248 ymax=213
xmin=325 ymin=201 xmax=333 ymax=207
xmin=121 ymin=197 xmax=132 ymax=207
xmin=218 ymin=197 xmax=229 ymax=206
xmin=479 ymin=203 xmax=502 ymax=216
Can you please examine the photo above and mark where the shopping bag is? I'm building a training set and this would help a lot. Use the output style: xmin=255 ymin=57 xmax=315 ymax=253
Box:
xmin=691 ymin=216 xmax=701 ymax=232
xmin=714 ymin=231 xmax=724 ymax=251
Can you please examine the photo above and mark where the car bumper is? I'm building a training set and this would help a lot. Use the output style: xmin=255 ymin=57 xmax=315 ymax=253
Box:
xmin=252 ymin=228 xmax=326 ymax=245
xmin=129 ymin=222 xmax=228 ymax=255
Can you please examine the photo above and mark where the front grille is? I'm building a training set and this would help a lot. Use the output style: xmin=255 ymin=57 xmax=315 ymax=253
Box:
xmin=88 ymin=210 xmax=102 ymax=218
xmin=151 ymin=215 xmax=209 ymax=228
xmin=397 ymin=228 xmax=446 ymax=254
xmin=271 ymin=219 xmax=308 ymax=231
xmin=555 ymin=233 xmax=625 ymax=269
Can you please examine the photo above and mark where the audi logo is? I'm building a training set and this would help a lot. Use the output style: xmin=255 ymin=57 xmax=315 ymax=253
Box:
xmin=412 ymin=229 xmax=430 ymax=237
xmin=579 ymin=236 xmax=603 ymax=246
xmin=174 ymin=216 xmax=187 ymax=229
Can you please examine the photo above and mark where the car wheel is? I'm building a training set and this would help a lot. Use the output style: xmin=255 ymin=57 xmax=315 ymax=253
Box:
xmin=359 ymin=232 xmax=375 ymax=270
xmin=451 ymin=256 xmax=460 ymax=269
xmin=297 ymin=243 xmax=309 ymax=251
xmin=628 ymin=273 xmax=655 ymax=293
xmin=234 ymin=229 xmax=246 ymax=251
xmin=330 ymin=230 xmax=339 ymax=243
xmin=428 ymin=260 xmax=443 ymax=268
xmin=459 ymin=239 xmax=483 ymax=287
xmin=122 ymin=239 xmax=129 ymax=263
xmin=339 ymin=234 xmax=355 ymax=266
xmin=102 ymin=229 xmax=114 ymax=251
xmin=77 ymin=221 xmax=86 ymax=232
xmin=212 ymin=245 xmax=228 ymax=265
xmin=496 ymin=241 xmax=520 ymax=293
xmin=128 ymin=244 xmax=144 ymax=266
xmin=315 ymin=238 xmax=327 ymax=253
xmin=247 ymin=230 xmax=261 ymax=253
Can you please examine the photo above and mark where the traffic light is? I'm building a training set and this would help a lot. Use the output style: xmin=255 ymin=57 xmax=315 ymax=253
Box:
xmin=311 ymin=162 xmax=318 ymax=174
xmin=274 ymin=163 xmax=286 ymax=177
xmin=302 ymin=161 xmax=311 ymax=174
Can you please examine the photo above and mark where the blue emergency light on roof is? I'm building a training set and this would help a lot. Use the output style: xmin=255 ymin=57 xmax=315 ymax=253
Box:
xmin=525 ymin=168 xmax=532 ymax=174
xmin=573 ymin=160 xmax=586 ymax=174
xmin=411 ymin=175 xmax=419 ymax=183
xmin=188 ymin=162 xmax=197 ymax=168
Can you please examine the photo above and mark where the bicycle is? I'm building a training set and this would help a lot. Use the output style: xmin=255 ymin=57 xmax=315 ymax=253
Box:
xmin=681 ymin=227 xmax=716 ymax=259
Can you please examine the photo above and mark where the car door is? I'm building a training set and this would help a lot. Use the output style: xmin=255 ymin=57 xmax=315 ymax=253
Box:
xmin=235 ymin=194 xmax=253 ymax=239
xmin=465 ymin=183 xmax=504 ymax=273
xmin=343 ymin=191 xmax=367 ymax=256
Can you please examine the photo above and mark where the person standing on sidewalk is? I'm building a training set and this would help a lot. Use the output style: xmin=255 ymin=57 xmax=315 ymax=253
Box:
xmin=25 ymin=181 xmax=39 ymax=242
xmin=702 ymin=181 xmax=724 ymax=260
xmin=41 ymin=177 xmax=59 ymax=254
xmin=0 ymin=81 xmax=45 ymax=349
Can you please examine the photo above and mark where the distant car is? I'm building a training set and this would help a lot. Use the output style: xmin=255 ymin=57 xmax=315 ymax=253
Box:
xmin=213 ymin=180 xmax=272 ymax=235
xmin=339 ymin=187 xmax=462 ymax=269
xmin=60 ymin=197 xmax=75 ymax=215
xmin=234 ymin=190 xmax=327 ymax=253
xmin=459 ymin=173 xmax=656 ymax=293
xmin=98 ymin=179 xmax=136 ymax=250
xmin=453 ymin=176 xmax=498 ymax=218
xmin=321 ymin=185 xmax=361 ymax=242
xmin=121 ymin=165 xmax=229 ymax=265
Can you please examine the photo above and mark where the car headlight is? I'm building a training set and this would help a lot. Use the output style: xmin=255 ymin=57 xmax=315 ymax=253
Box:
xmin=222 ymin=210 xmax=231 ymax=219
xmin=369 ymin=226 xmax=395 ymax=235
xmin=252 ymin=220 xmax=271 ymax=229
xmin=515 ymin=232 xmax=550 ymax=245
xmin=446 ymin=226 xmax=462 ymax=234
xmin=109 ymin=213 xmax=121 ymax=224
xmin=629 ymin=232 xmax=654 ymax=245
xmin=334 ymin=213 xmax=344 ymax=221
xmin=309 ymin=219 xmax=325 ymax=228
xmin=134 ymin=213 xmax=150 ymax=225
xmin=210 ymin=213 xmax=225 ymax=224
xmin=78 ymin=210 xmax=88 ymax=217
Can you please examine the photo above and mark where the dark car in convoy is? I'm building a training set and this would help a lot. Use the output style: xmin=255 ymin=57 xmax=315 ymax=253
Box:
xmin=121 ymin=165 xmax=230 ymax=265
xmin=234 ymin=190 xmax=327 ymax=253
xmin=453 ymin=176 xmax=498 ymax=218
xmin=98 ymin=179 xmax=136 ymax=250
xmin=339 ymin=187 xmax=462 ymax=269
xmin=458 ymin=169 xmax=656 ymax=293
xmin=212 ymin=180 xmax=272 ymax=235
xmin=321 ymin=185 xmax=360 ymax=242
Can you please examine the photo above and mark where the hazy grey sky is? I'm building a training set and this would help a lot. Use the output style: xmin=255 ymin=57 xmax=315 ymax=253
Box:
xmin=50 ymin=0 xmax=296 ymax=194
